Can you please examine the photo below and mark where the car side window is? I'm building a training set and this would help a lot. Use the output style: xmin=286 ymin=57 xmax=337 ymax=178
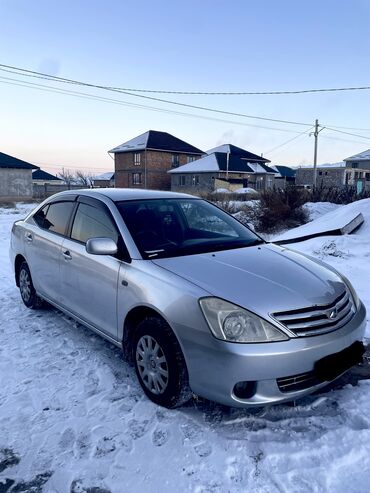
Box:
xmin=34 ymin=202 xmax=74 ymax=236
xmin=71 ymin=202 xmax=119 ymax=244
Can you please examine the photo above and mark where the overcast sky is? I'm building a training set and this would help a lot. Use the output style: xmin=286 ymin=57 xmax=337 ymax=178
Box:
xmin=1 ymin=0 xmax=370 ymax=174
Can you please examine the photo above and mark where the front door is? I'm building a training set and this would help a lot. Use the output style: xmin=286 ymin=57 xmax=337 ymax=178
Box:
xmin=59 ymin=200 xmax=122 ymax=339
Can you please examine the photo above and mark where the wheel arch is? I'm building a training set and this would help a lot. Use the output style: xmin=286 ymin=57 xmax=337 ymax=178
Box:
xmin=14 ymin=254 xmax=26 ymax=287
xmin=122 ymin=305 xmax=181 ymax=365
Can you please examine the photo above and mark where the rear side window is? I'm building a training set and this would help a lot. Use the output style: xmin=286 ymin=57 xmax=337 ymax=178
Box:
xmin=34 ymin=202 xmax=74 ymax=236
xmin=71 ymin=202 xmax=119 ymax=244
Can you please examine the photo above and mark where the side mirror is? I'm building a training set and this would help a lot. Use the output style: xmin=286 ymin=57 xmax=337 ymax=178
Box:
xmin=86 ymin=237 xmax=118 ymax=255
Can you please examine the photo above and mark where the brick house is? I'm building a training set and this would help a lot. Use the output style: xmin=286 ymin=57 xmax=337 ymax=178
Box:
xmin=109 ymin=130 xmax=204 ymax=190
xmin=169 ymin=144 xmax=275 ymax=194
xmin=0 ymin=151 xmax=39 ymax=200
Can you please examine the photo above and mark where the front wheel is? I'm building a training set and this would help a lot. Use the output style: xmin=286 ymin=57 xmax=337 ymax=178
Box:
xmin=19 ymin=262 xmax=43 ymax=309
xmin=133 ymin=316 xmax=192 ymax=408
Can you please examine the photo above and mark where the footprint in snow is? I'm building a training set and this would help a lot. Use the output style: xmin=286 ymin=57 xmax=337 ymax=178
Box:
xmin=152 ymin=428 xmax=169 ymax=447
xmin=127 ymin=419 xmax=150 ymax=440
xmin=59 ymin=428 xmax=76 ymax=450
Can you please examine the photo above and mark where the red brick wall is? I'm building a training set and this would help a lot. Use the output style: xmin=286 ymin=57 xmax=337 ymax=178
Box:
xmin=114 ymin=150 xmax=202 ymax=190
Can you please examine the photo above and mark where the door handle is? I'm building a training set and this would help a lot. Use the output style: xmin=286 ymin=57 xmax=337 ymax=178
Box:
xmin=25 ymin=232 xmax=33 ymax=243
xmin=62 ymin=250 xmax=72 ymax=260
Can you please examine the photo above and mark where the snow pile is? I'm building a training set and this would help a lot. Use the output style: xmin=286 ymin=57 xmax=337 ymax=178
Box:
xmin=303 ymin=201 xmax=343 ymax=222
xmin=234 ymin=187 xmax=259 ymax=195
xmin=213 ymin=188 xmax=230 ymax=193
xmin=0 ymin=202 xmax=370 ymax=492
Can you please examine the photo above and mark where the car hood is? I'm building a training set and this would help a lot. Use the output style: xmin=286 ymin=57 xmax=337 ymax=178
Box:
xmin=152 ymin=243 xmax=346 ymax=317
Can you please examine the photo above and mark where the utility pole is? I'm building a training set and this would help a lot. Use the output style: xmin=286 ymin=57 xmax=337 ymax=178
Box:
xmin=312 ymin=119 xmax=325 ymax=188
xmin=313 ymin=119 xmax=319 ymax=188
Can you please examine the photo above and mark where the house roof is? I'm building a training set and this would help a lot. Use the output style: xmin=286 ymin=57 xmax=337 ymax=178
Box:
xmin=271 ymin=165 xmax=296 ymax=178
xmin=109 ymin=130 xmax=204 ymax=155
xmin=32 ymin=169 xmax=60 ymax=181
xmin=206 ymin=144 xmax=270 ymax=163
xmin=344 ymin=149 xmax=370 ymax=161
xmin=169 ymin=152 xmax=276 ymax=175
xmin=0 ymin=152 xmax=39 ymax=170
xmin=93 ymin=171 xmax=115 ymax=180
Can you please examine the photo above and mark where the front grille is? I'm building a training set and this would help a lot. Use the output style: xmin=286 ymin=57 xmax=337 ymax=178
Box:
xmin=277 ymin=371 xmax=321 ymax=393
xmin=271 ymin=289 xmax=355 ymax=337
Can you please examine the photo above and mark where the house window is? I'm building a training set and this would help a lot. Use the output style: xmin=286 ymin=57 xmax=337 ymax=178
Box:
xmin=354 ymin=171 xmax=359 ymax=179
xmin=366 ymin=173 xmax=370 ymax=181
xmin=325 ymin=171 xmax=328 ymax=176
xmin=191 ymin=175 xmax=200 ymax=186
xmin=318 ymin=171 xmax=323 ymax=176
xmin=179 ymin=175 xmax=186 ymax=186
xmin=172 ymin=154 xmax=180 ymax=167
xmin=132 ymin=172 xmax=142 ymax=185
xmin=187 ymin=156 xmax=196 ymax=163
xmin=352 ymin=163 xmax=359 ymax=168
xmin=134 ymin=153 xmax=141 ymax=166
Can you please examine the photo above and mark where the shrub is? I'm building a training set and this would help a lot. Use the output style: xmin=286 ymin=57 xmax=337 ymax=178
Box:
xmin=309 ymin=185 xmax=370 ymax=204
xmin=255 ymin=187 xmax=309 ymax=233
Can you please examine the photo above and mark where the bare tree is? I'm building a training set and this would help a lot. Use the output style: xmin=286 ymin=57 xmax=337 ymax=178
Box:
xmin=75 ymin=170 xmax=94 ymax=188
xmin=58 ymin=168 xmax=74 ymax=190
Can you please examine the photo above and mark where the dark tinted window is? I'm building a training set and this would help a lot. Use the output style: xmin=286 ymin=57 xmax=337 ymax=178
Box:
xmin=71 ymin=202 xmax=119 ymax=244
xmin=116 ymin=198 xmax=262 ymax=259
xmin=34 ymin=202 xmax=74 ymax=235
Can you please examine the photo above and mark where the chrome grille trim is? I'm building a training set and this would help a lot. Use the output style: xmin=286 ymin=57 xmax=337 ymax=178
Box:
xmin=271 ymin=289 xmax=356 ymax=337
xmin=277 ymin=371 xmax=321 ymax=393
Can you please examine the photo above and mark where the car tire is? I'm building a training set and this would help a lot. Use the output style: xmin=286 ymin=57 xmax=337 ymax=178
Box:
xmin=133 ymin=316 xmax=192 ymax=408
xmin=19 ymin=261 xmax=44 ymax=309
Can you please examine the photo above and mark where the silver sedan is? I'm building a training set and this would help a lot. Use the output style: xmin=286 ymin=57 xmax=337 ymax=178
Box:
xmin=10 ymin=189 xmax=366 ymax=408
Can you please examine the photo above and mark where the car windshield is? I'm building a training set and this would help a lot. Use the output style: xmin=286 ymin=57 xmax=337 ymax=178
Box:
xmin=116 ymin=198 xmax=263 ymax=259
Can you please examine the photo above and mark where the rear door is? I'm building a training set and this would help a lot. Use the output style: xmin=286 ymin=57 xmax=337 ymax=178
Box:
xmin=24 ymin=199 xmax=76 ymax=302
xmin=59 ymin=197 xmax=123 ymax=339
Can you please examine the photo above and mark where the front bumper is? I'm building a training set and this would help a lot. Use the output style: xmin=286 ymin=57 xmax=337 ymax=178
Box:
xmin=177 ymin=301 xmax=367 ymax=407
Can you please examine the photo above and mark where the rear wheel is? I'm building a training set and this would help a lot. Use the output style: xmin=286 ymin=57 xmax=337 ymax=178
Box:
xmin=133 ymin=316 xmax=192 ymax=408
xmin=19 ymin=262 xmax=43 ymax=309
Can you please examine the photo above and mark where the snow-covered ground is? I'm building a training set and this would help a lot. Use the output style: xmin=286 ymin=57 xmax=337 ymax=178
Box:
xmin=302 ymin=202 xmax=343 ymax=222
xmin=1 ymin=202 xmax=370 ymax=493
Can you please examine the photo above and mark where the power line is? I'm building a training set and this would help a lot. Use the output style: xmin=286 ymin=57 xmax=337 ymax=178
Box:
xmin=320 ymin=134 xmax=370 ymax=146
xmin=324 ymin=126 xmax=370 ymax=141
xmin=2 ymin=63 xmax=370 ymax=96
xmin=264 ymin=127 xmax=314 ymax=154
xmin=0 ymin=63 xmax=313 ymax=127
xmin=0 ymin=76 xmax=308 ymax=134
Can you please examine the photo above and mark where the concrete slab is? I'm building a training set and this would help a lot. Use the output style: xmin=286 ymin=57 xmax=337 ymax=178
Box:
xmin=273 ymin=210 xmax=364 ymax=245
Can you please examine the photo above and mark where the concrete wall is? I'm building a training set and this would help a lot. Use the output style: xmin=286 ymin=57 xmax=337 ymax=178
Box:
xmin=115 ymin=151 xmax=202 ymax=190
xmin=296 ymin=167 xmax=345 ymax=187
xmin=346 ymin=159 xmax=370 ymax=170
xmin=171 ymin=171 xmax=274 ymax=194
xmin=0 ymin=168 xmax=33 ymax=200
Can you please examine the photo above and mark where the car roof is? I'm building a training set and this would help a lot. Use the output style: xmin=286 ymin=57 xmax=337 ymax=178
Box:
xmin=48 ymin=188 xmax=198 ymax=202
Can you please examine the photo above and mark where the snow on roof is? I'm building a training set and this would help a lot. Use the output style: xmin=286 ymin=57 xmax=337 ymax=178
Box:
xmin=344 ymin=149 xmax=370 ymax=161
xmin=168 ymin=154 xmax=220 ymax=173
xmin=93 ymin=172 xmax=115 ymax=180
xmin=248 ymin=163 xmax=271 ymax=173
xmin=109 ymin=132 xmax=149 ymax=153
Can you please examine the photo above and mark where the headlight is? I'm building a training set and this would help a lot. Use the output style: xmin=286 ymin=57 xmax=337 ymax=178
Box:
xmin=199 ymin=297 xmax=289 ymax=343
xmin=340 ymin=274 xmax=361 ymax=310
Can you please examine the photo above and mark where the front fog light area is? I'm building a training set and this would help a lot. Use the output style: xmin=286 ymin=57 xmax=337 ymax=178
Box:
xmin=199 ymin=297 xmax=288 ymax=343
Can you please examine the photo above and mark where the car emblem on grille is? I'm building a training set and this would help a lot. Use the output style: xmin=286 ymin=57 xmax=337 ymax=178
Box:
xmin=328 ymin=308 xmax=338 ymax=319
